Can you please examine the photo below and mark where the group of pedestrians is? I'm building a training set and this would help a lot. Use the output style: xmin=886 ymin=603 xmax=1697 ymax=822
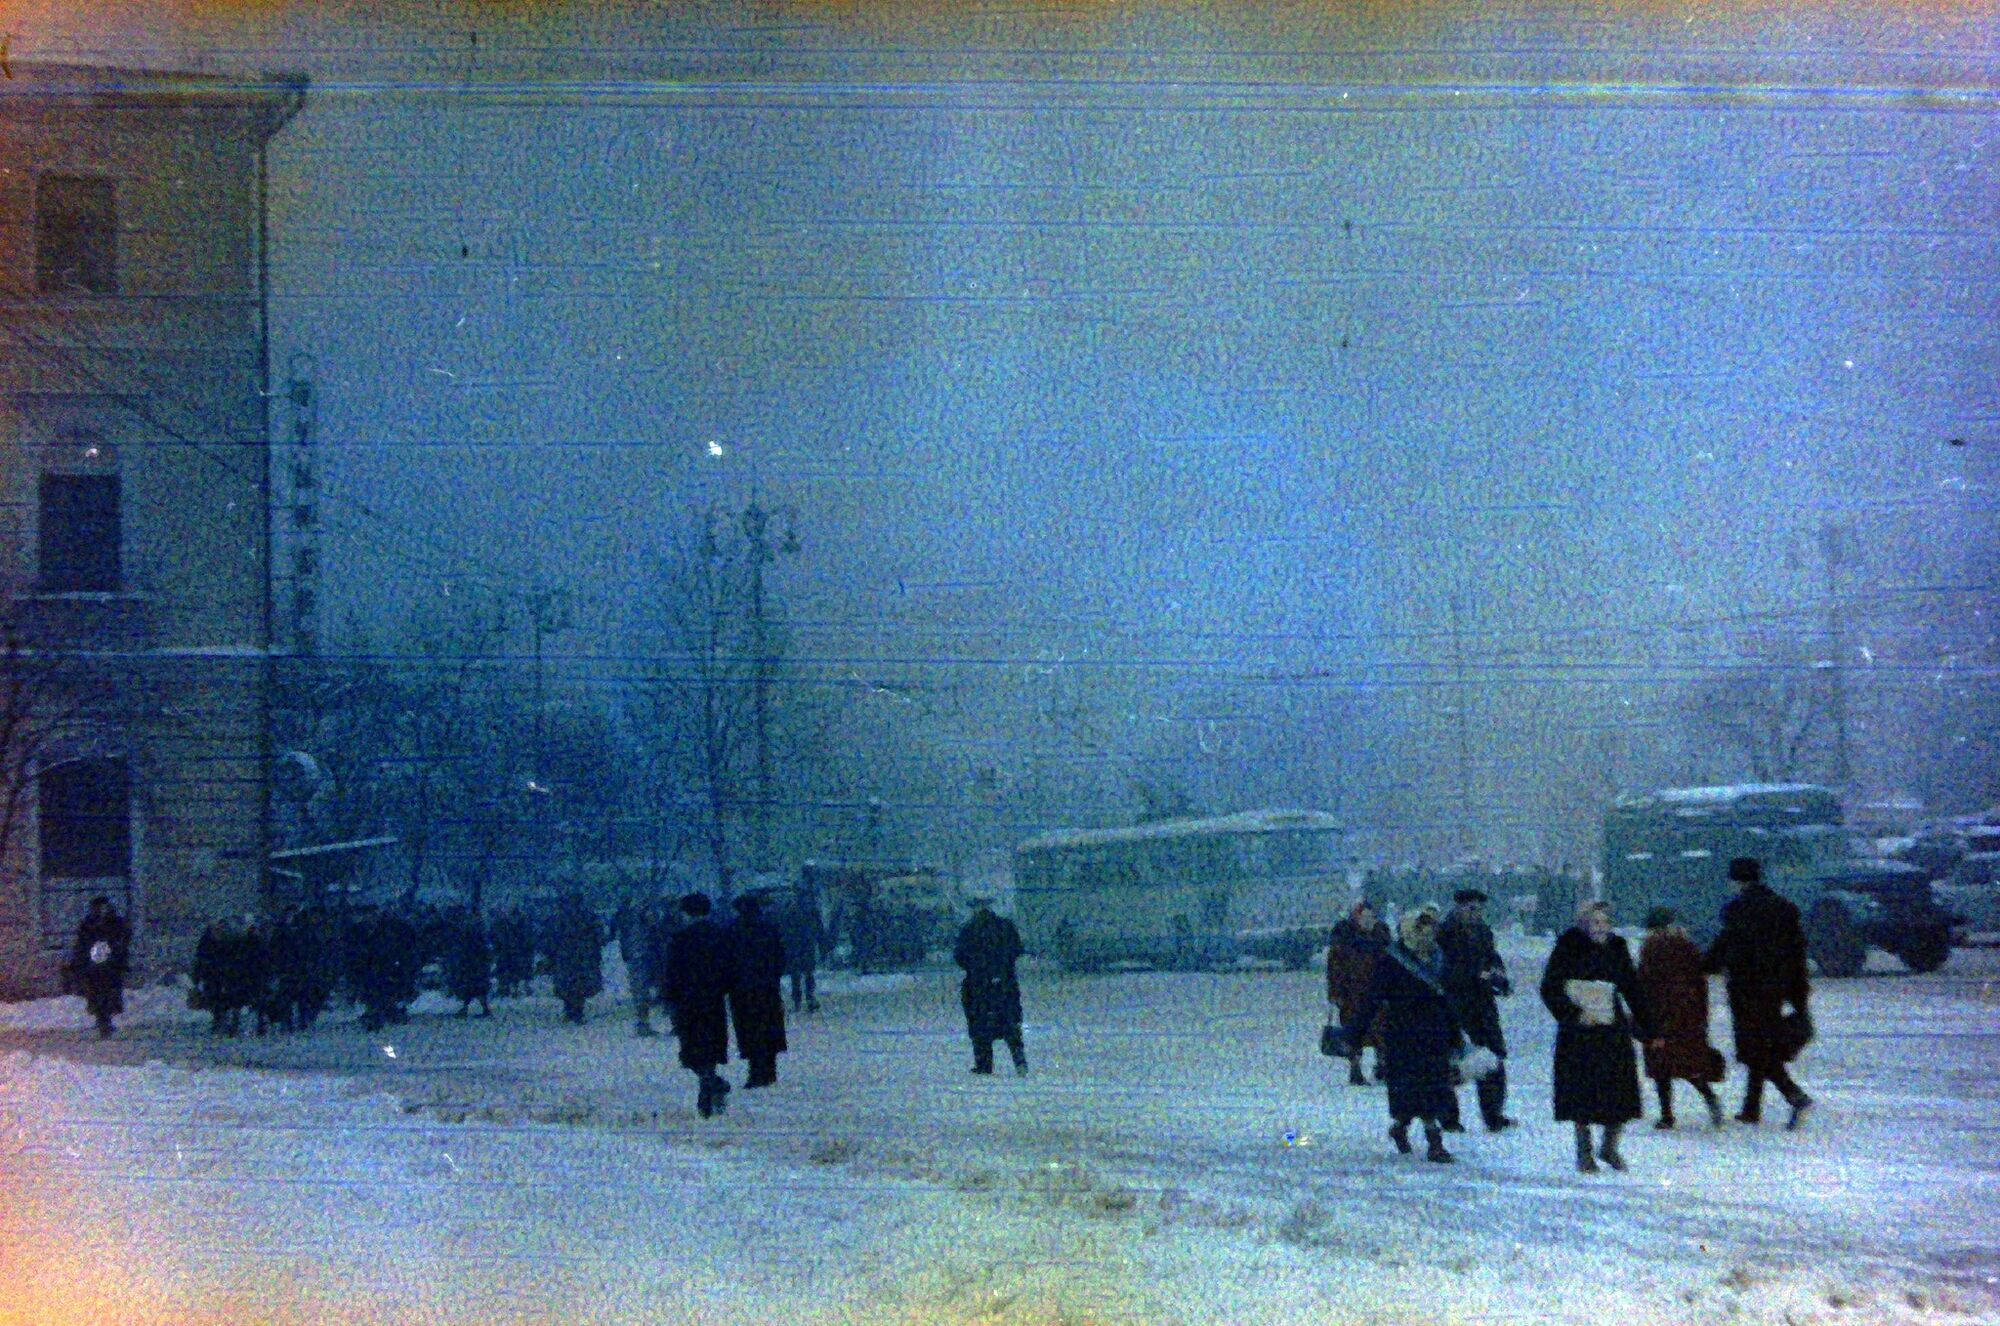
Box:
xmin=1325 ymin=854 xmax=1814 ymax=1171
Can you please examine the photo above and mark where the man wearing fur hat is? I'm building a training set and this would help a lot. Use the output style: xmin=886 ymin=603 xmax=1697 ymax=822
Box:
xmin=1704 ymin=857 xmax=1814 ymax=1129
xmin=1437 ymin=888 xmax=1516 ymax=1132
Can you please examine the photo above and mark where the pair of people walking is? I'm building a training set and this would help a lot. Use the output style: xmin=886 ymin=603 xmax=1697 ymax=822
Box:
xmin=664 ymin=891 xmax=791 ymax=1118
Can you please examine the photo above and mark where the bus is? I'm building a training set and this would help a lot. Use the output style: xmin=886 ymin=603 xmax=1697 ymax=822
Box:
xmin=1012 ymin=809 xmax=1345 ymax=971
xmin=1600 ymin=783 xmax=1957 ymax=975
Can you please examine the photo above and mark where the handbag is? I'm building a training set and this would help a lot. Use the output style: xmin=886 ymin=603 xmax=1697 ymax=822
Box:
xmin=1320 ymin=1022 xmax=1351 ymax=1058
xmin=1777 ymin=1008 xmax=1814 ymax=1062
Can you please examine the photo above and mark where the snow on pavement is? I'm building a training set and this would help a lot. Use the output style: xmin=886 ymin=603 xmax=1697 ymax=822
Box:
xmin=2 ymin=939 xmax=1998 ymax=1325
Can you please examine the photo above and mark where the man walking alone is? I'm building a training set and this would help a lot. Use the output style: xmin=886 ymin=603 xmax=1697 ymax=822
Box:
xmin=1705 ymin=857 xmax=1814 ymax=1129
xmin=953 ymin=896 xmax=1027 ymax=1075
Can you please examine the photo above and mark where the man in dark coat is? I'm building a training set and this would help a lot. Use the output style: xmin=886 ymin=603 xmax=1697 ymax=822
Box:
xmin=1325 ymin=899 xmax=1392 ymax=1086
xmin=489 ymin=905 xmax=535 ymax=998
xmin=665 ymin=892 xmax=735 ymax=1117
xmin=1344 ymin=910 xmax=1466 ymax=1163
xmin=1637 ymin=906 xmax=1725 ymax=1129
xmin=442 ymin=904 xmax=494 ymax=1018
xmin=1704 ymin=857 xmax=1814 ymax=1128
xmin=613 ymin=893 xmax=661 ymax=1037
xmin=1540 ymin=901 xmax=1656 ymax=1173
xmin=774 ymin=885 xmax=829 ymax=1013
xmin=192 ymin=914 xmax=266 ymax=1037
xmin=69 ymin=895 xmax=131 ymax=1039
xmin=543 ymin=891 xmax=605 ymax=1025
xmin=953 ymin=897 xmax=1026 ymax=1075
xmin=728 ymin=893 xmax=790 ymax=1087
xmin=1436 ymin=888 xmax=1516 ymax=1132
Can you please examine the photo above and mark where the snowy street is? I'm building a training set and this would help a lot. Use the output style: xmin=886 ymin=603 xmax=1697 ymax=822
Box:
xmin=3 ymin=934 xmax=1998 ymax=1326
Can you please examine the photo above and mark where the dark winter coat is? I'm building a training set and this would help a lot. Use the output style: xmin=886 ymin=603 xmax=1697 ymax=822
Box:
xmin=1540 ymin=928 xmax=1653 ymax=1124
xmin=666 ymin=916 xmax=734 ymax=1070
xmin=193 ymin=919 xmax=268 ymax=1016
xmin=70 ymin=904 xmax=131 ymax=1019
xmin=543 ymin=897 xmax=605 ymax=1006
xmin=1436 ymin=908 xmax=1509 ymax=1057
xmin=490 ymin=907 xmax=536 ymax=995
xmin=1325 ymin=913 xmax=1391 ymax=1052
xmin=953 ymin=909 xmax=1024 ymax=1039
xmin=1703 ymin=882 xmax=1811 ymax=1073
xmin=443 ymin=911 xmax=494 ymax=1004
xmin=773 ymin=896 xmax=828 ymax=977
xmin=1346 ymin=942 xmax=1465 ymax=1123
xmin=727 ymin=911 xmax=789 ymax=1062
xmin=1637 ymin=928 xmax=1723 ymax=1084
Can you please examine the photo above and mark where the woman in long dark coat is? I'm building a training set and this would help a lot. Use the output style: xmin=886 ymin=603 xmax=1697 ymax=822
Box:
xmin=666 ymin=893 xmax=735 ymax=1118
xmin=69 ymin=896 xmax=131 ymax=1039
xmin=543 ymin=892 xmax=605 ymax=1025
xmin=1326 ymin=899 xmax=1391 ymax=1086
xmin=1540 ymin=901 xmax=1656 ymax=1173
xmin=1636 ymin=906 xmax=1724 ymax=1130
xmin=1345 ymin=910 xmax=1465 ymax=1163
xmin=727 ymin=894 xmax=789 ymax=1088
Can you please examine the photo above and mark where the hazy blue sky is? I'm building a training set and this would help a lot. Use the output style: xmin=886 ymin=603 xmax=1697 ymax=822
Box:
xmin=10 ymin=0 xmax=1997 ymax=854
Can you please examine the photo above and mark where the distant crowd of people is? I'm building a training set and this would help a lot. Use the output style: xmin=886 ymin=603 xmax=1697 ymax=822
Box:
xmin=64 ymin=856 xmax=1810 ymax=1171
xmin=65 ymin=880 xmax=1031 ymax=1121
xmin=1324 ymin=854 xmax=1814 ymax=1169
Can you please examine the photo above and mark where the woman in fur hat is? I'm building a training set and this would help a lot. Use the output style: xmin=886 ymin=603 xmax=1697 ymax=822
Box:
xmin=1344 ymin=909 xmax=1466 ymax=1163
xmin=1636 ymin=906 xmax=1725 ymax=1130
xmin=1540 ymin=900 xmax=1657 ymax=1172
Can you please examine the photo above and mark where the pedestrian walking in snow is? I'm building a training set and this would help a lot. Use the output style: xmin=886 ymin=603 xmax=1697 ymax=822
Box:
xmin=1704 ymin=857 xmax=1814 ymax=1129
xmin=285 ymin=902 xmax=340 ymax=1031
xmin=1325 ymin=899 xmax=1391 ymax=1086
xmin=727 ymin=893 xmax=789 ymax=1088
xmin=954 ymin=897 xmax=1027 ymax=1075
xmin=613 ymin=893 xmax=662 ymax=1037
xmin=774 ymin=884 xmax=828 ymax=1013
xmin=68 ymin=895 xmax=130 ymax=1039
xmin=192 ymin=914 xmax=266 ymax=1037
xmin=665 ymin=892 xmax=735 ymax=1117
xmin=1437 ymin=888 xmax=1516 ymax=1132
xmin=1540 ymin=900 xmax=1656 ymax=1173
xmin=443 ymin=904 xmax=494 ymax=1018
xmin=1344 ymin=910 xmax=1465 ymax=1163
xmin=543 ymin=891 xmax=605 ymax=1025
xmin=1636 ymin=906 xmax=1725 ymax=1129
xmin=490 ymin=905 xmax=535 ymax=998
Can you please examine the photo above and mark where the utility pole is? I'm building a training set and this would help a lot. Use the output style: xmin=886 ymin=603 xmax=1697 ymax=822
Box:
xmin=1820 ymin=521 xmax=1853 ymax=792
xmin=739 ymin=490 xmax=798 ymax=872
xmin=284 ymin=352 xmax=319 ymax=657
xmin=1447 ymin=591 xmax=1475 ymax=863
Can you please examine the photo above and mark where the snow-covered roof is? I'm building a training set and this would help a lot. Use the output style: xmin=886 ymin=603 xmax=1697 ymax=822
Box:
xmin=1015 ymin=808 xmax=1340 ymax=854
xmin=1646 ymin=782 xmax=1830 ymax=805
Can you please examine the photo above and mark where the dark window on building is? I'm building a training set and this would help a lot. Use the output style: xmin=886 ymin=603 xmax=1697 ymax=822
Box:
xmin=37 ymin=472 xmax=121 ymax=592
xmin=35 ymin=174 xmax=118 ymax=295
xmin=38 ymin=757 xmax=132 ymax=878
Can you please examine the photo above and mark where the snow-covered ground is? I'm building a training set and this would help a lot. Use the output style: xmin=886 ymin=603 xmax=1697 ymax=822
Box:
xmin=3 ymin=935 xmax=1998 ymax=1325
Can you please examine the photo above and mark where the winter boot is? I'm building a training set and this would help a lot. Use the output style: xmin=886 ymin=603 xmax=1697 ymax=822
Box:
xmin=1701 ymin=1086 xmax=1726 ymax=1130
xmin=1785 ymin=1094 xmax=1814 ymax=1132
xmin=1598 ymin=1124 xmax=1627 ymax=1172
xmin=1653 ymin=1079 xmax=1675 ymax=1129
xmin=1388 ymin=1120 xmax=1413 ymax=1155
xmin=1574 ymin=1124 xmax=1599 ymax=1174
xmin=1424 ymin=1122 xmax=1454 ymax=1164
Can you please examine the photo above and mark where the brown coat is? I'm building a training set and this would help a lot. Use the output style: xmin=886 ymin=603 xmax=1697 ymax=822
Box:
xmin=1326 ymin=913 xmax=1391 ymax=1048
xmin=1637 ymin=928 xmax=1724 ymax=1084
